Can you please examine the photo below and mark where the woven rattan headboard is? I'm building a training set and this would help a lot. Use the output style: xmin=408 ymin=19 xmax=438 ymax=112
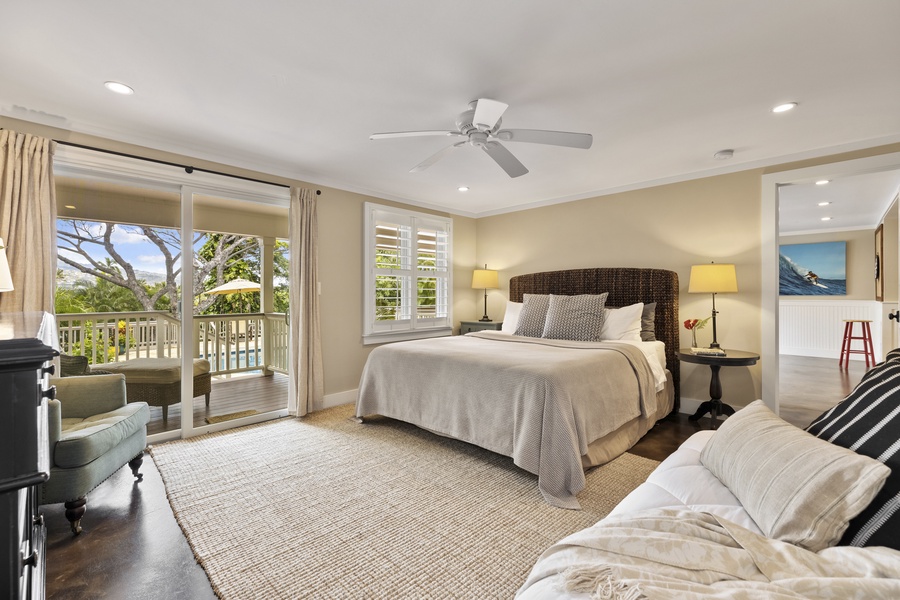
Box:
xmin=509 ymin=267 xmax=680 ymax=409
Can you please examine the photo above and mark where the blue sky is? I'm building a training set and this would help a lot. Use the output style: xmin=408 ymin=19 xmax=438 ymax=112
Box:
xmin=57 ymin=220 xmax=290 ymax=286
xmin=780 ymin=242 xmax=846 ymax=279
xmin=57 ymin=221 xmax=187 ymax=275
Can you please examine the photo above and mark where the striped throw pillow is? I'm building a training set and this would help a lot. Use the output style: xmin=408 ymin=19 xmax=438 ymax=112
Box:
xmin=806 ymin=356 xmax=900 ymax=550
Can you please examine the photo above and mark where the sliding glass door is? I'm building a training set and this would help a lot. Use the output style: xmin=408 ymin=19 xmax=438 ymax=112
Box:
xmin=54 ymin=145 xmax=291 ymax=443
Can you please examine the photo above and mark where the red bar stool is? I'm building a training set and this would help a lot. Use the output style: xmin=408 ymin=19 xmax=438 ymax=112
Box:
xmin=839 ymin=319 xmax=876 ymax=370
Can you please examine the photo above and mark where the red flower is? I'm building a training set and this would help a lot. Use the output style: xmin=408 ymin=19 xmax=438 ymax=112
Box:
xmin=683 ymin=318 xmax=710 ymax=330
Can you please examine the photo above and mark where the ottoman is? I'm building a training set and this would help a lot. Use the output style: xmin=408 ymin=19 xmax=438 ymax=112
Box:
xmin=92 ymin=357 xmax=212 ymax=422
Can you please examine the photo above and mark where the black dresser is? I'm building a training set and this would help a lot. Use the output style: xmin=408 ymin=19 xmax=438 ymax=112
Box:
xmin=0 ymin=312 xmax=58 ymax=600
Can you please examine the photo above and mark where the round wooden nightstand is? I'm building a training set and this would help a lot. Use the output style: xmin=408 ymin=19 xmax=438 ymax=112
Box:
xmin=679 ymin=348 xmax=760 ymax=428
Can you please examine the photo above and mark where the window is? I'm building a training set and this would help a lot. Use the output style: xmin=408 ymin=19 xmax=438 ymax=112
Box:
xmin=364 ymin=203 xmax=452 ymax=344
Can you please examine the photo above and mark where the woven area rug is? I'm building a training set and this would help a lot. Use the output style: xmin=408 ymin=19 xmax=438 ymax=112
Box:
xmin=150 ymin=404 xmax=660 ymax=599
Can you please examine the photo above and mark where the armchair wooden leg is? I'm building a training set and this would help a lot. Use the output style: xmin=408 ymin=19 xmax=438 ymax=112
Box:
xmin=65 ymin=497 xmax=86 ymax=535
xmin=129 ymin=452 xmax=144 ymax=482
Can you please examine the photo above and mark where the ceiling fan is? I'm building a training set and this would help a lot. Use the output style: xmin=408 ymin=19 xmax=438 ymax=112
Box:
xmin=369 ymin=98 xmax=593 ymax=178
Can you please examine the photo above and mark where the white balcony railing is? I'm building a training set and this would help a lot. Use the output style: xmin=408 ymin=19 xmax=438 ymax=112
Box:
xmin=55 ymin=311 xmax=289 ymax=377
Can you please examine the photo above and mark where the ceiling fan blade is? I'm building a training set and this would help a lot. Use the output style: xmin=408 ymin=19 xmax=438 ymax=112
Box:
xmin=482 ymin=141 xmax=528 ymax=178
xmin=409 ymin=141 xmax=466 ymax=173
xmin=495 ymin=129 xmax=593 ymax=149
xmin=370 ymin=131 xmax=462 ymax=140
xmin=472 ymin=99 xmax=508 ymax=130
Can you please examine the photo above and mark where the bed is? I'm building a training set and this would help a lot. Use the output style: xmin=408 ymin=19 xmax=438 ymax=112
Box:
xmin=355 ymin=267 xmax=680 ymax=509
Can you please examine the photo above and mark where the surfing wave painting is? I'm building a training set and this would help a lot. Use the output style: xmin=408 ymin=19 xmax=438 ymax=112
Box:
xmin=780 ymin=241 xmax=847 ymax=296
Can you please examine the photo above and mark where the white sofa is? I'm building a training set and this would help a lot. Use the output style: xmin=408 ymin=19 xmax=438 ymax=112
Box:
xmin=517 ymin=399 xmax=900 ymax=599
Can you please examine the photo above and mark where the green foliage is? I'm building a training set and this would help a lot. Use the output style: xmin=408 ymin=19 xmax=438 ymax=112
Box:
xmin=57 ymin=226 xmax=291 ymax=318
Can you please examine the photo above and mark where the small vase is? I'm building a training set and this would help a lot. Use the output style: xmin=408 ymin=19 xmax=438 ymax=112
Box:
xmin=691 ymin=329 xmax=698 ymax=348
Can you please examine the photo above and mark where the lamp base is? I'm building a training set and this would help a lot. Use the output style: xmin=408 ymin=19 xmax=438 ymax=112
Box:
xmin=479 ymin=317 xmax=492 ymax=322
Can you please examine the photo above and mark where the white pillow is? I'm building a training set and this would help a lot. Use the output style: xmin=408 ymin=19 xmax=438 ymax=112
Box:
xmin=700 ymin=400 xmax=890 ymax=552
xmin=600 ymin=302 xmax=644 ymax=341
xmin=501 ymin=301 xmax=522 ymax=334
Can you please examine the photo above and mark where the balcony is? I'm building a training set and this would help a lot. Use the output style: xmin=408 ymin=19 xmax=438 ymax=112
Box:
xmin=55 ymin=311 xmax=290 ymax=433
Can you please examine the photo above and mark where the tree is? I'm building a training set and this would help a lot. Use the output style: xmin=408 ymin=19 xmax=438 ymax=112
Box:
xmin=58 ymin=221 xmax=258 ymax=315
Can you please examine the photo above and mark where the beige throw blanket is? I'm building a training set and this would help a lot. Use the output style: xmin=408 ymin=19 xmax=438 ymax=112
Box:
xmin=356 ymin=332 xmax=657 ymax=509
xmin=517 ymin=509 xmax=900 ymax=599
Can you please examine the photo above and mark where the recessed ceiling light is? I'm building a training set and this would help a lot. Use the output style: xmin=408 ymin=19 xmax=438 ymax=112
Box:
xmin=457 ymin=186 xmax=469 ymax=192
xmin=104 ymin=81 xmax=134 ymax=95
xmin=818 ymin=201 xmax=831 ymax=206
xmin=815 ymin=180 xmax=830 ymax=185
xmin=64 ymin=204 xmax=76 ymax=209
xmin=772 ymin=102 xmax=798 ymax=113
xmin=713 ymin=149 xmax=734 ymax=160
xmin=821 ymin=216 xmax=832 ymax=221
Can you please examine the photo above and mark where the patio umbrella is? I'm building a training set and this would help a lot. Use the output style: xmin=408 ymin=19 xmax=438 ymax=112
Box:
xmin=204 ymin=278 xmax=260 ymax=313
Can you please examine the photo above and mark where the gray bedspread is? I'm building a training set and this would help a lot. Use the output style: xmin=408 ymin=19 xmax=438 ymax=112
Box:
xmin=355 ymin=331 xmax=658 ymax=509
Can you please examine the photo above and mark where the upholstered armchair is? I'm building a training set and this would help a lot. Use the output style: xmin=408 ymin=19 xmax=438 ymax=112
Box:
xmin=41 ymin=373 xmax=150 ymax=534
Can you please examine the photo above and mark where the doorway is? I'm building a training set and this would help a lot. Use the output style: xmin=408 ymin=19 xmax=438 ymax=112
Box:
xmin=761 ymin=151 xmax=900 ymax=417
xmin=54 ymin=145 xmax=291 ymax=443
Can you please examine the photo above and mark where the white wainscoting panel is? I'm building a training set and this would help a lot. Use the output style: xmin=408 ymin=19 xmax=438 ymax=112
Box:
xmin=779 ymin=300 xmax=883 ymax=361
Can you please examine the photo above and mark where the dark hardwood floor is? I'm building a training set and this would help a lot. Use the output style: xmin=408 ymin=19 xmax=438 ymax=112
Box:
xmin=43 ymin=355 xmax=867 ymax=599
xmin=777 ymin=354 xmax=866 ymax=428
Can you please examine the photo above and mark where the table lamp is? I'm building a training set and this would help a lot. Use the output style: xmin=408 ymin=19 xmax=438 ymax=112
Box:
xmin=688 ymin=262 xmax=737 ymax=348
xmin=471 ymin=265 xmax=499 ymax=322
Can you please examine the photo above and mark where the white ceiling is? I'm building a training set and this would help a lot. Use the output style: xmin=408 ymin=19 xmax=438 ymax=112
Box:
xmin=779 ymin=170 xmax=900 ymax=235
xmin=3 ymin=1 xmax=900 ymax=222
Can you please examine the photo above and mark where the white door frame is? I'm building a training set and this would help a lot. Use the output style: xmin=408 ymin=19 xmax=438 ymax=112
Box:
xmin=761 ymin=151 xmax=900 ymax=415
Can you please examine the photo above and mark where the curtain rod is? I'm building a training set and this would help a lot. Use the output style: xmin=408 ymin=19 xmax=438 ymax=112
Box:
xmin=54 ymin=140 xmax=321 ymax=195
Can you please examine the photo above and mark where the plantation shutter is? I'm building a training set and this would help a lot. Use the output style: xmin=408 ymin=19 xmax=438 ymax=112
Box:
xmin=364 ymin=203 xmax=452 ymax=343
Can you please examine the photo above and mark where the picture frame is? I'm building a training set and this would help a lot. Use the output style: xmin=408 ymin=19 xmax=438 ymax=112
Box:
xmin=779 ymin=241 xmax=847 ymax=296
xmin=875 ymin=223 xmax=884 ymax=302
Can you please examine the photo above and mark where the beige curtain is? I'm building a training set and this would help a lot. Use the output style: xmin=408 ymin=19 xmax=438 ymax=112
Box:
xmin=0 ymin=130 xmax=57 ymax=313
xmin=288 ymin=187 xmax=324 ymax=416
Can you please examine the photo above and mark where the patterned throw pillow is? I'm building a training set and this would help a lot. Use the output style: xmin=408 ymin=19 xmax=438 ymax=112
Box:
xmin=541 ymin=293 xmax=609 ymax=342
xmin=514 ymin=294 xmax=551 ymax=338
xmin=702 ymin=400 xmax=889 ymax=552
xmin=806 ymin=356 xmax=900 ymax=549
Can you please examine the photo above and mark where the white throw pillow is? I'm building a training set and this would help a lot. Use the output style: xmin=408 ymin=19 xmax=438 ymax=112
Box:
xmin=501 ymin=302 xmax=522 ymax=334
xmin=700 ymin=400 xmax=890 ymax=552
xmin=600 ymin=303 xmax=644 ymax=341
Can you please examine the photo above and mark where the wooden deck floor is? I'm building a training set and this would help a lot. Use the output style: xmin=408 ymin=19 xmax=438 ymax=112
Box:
xmin=147 ymin=372 xmax=289 ymax=436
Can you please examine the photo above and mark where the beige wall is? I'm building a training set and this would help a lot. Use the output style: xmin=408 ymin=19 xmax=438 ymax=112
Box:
xmin=884 ymin=199 xmax=899 ymax=304
xmin=7 ymin=115 xmax=900 ymax=411
xmin=315 ymin=187 xmax=477 ymax=395
xmin=2 ymin=117 xmax=479 ymax=399
xmin=476 ymin=171 xmax=764 ymax=410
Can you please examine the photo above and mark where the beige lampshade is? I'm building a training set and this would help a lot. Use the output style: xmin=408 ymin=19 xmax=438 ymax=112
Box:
xmin=0 ymin=238 xmax=13 ymax=293
xmin=471 ymin=267 xmax=499 ymax=290
xmin=688 ymin=263 xmax=737 ymax=294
